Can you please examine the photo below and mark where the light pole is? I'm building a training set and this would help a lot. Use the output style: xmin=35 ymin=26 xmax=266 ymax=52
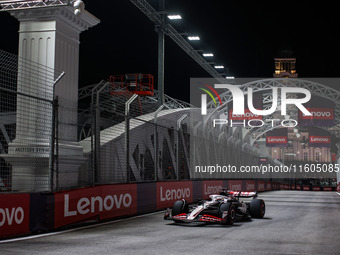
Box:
xmin=157 ymin=0 xmax=165 ymax=106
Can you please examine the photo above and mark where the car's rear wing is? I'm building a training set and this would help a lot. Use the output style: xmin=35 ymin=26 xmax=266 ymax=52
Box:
xmin=229 ymin=191 xmax=257 ymax=197
xmin=220 ymin=188 xmax=258 ymax=198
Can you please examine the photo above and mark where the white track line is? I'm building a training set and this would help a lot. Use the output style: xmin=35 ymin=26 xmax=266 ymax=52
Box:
xmin=0 ymin=211 xmax=163 ymax=244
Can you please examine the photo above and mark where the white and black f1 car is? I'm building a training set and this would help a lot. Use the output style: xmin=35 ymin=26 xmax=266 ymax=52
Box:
xmin=164 ymin=190 xmax=265 ymax=225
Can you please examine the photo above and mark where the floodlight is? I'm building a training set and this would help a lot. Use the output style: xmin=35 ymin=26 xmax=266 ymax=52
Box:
xmin=188 ymin=36 xmax=200 ymax=41
xmin=168 ymin=15 xmax=182 ymax=20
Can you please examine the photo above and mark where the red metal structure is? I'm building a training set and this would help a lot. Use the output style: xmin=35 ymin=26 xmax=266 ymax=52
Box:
xmin=109 ymin=73 xmax=154 ymax=96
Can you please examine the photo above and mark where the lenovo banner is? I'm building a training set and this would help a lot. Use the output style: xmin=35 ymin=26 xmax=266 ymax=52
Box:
xmin=308 ymin=127 xmax=331 ymax=147
xmin=266 ymin=128 xmax=288 ymax=147
xmin=54 ymin=184 xmax=137 ymax=228
xmin=245 ymin=180 xmax=256 ymax=191
xmin=299 ymin=95 xmax=335 ymax=126
xmin=156 ymin=181 xmax=193 ymax=209
xmin=202 ymin=180 xmax=223 ymax=199
xmin=258 ymin=157 xmax=268 ymax=165
xmin=257 ymin=181 xmax=265 ymax=192
xmin=228 ymin=108 xmax=262 ymax=121
xmin=228 ymin=180 xmax=242 ymax=191
xmin=0 ymin=193 xmax=30 ymax=238
xmin=265 ymin=182 xmax=272 ymax=191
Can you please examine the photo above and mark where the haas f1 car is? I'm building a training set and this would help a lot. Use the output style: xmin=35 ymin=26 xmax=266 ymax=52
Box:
xmin=164 ymin=190 xmax=265 ymax=225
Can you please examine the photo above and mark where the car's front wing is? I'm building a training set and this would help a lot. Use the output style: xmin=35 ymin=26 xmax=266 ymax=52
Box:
xmin=164 ymin=212 xmax=225 ymax=223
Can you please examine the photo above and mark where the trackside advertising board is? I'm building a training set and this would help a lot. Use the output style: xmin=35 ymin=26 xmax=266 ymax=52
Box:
xmin=298 ymin=95 xmax=335 ymax=126
xmin=308 ymin=127 xmax=331 ymax=147
xmin=156 ymin=181 xmax=193 ymax=209
xmin=266 ymin=128 xmax=288 ymax=147
xmin=54 ymin=184 xmax=137 ymax=228
xmin=228 ymin=180 xmax=243 ymax=191
xmin=246 ymin=180 xmax=256 ymax=191
xmin=0 ymin=194 xmax=30 ymax=238
xmin=258 ymin=180 xmax=265 ymax=192
xmin=202 ymin=180 xmax=224 ymax=199
xmin=265 ymin=181 xmax=272 ymax=191
xmin=3 ymin=180 xmax=337 ymax=239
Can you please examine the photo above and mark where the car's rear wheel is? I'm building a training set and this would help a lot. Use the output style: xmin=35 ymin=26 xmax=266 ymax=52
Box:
xmin=172 ymin=200 xmax=189 ymax=222
xmin=250 ymin=199 xmax=265 ymax=218
xmin=219 ymin=203 xmax=236 ymax=225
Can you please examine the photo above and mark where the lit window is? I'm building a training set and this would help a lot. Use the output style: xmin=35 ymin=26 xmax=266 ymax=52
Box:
xmin=303 ymin=152 xmax=308 ymax=161
xmin=315 ymin=152 xmax=320 ymax=162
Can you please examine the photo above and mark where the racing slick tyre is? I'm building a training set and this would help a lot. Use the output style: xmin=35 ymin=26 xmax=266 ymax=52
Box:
xmin=250 ymin=199 xmax=265 ymax=218
xmin=172 ymin=200 xmax=189 ymax=222
xmin=219 ymin=203 xmax=236 ymax=225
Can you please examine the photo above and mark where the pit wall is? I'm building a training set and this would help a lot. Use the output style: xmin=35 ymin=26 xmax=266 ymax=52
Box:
xmin=0 ymin=180 xmax=338 ymax=239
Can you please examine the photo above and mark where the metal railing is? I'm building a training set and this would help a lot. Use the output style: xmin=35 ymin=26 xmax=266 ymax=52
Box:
xmin=78 ymin=81 xmax=192 ymax=185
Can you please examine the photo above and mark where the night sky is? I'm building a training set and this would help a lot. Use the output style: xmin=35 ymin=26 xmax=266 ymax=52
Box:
xmin=1 ymin=1 xmax=340 ymax=102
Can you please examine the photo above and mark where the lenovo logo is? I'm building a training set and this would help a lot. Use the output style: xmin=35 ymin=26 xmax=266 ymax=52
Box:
xmin=309 ymin=136 xmax=330 ymax=143
xmin=230 ymin=184 xmax=241 ymax=191
xmin=64 ymin=193 xmax=132 ymax=217
xmin=229 ymin=109 xmax=261 ymax=120
xmin=300 ymin=108 xmax=334 ymax=119
xmin=160 ymin=187 xmax=191 ymax=201
xmin=258 ymin=183 xmax=265 ymax=191
xmin=246 ymin=183 xmax=255 ymax=191
xmin=204 ymin=184 xmax=222 ymax=195
xmin=0 ymin=207 xmax=24 ymax=226
xmin=267 ymin=136 xmax=287 ymax=143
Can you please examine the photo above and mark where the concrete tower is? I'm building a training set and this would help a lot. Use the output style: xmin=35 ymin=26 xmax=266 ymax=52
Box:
xmin=3 ymin=1 xmax=100 ymax=191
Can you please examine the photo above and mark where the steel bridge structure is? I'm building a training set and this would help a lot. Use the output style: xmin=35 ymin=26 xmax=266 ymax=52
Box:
xmin=204 ymin=78 xmax=340 ymax=145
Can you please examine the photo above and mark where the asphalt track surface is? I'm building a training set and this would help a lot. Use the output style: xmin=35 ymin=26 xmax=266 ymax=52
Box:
xmin=1 ymin=190 xmax=340 ymax=255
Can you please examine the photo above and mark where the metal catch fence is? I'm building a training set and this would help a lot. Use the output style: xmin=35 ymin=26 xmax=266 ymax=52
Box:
xmin=1 ymin=49 xmax=281 ymax=192
xmin=0 ymin=49 xmax=61 ymax=192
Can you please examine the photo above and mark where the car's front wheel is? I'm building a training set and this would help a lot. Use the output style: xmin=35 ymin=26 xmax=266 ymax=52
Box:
xmin=219 ymin=202 xmax=236 ymax=225
xmin=172 ymin=200 xmax=189 ymax=222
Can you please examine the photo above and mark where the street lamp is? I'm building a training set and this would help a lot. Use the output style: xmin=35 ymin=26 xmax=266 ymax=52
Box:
xmin=214 ymin=65 xmax=224 ymax=69
xmin=157 ymin=0 xmax=166 ymax=106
